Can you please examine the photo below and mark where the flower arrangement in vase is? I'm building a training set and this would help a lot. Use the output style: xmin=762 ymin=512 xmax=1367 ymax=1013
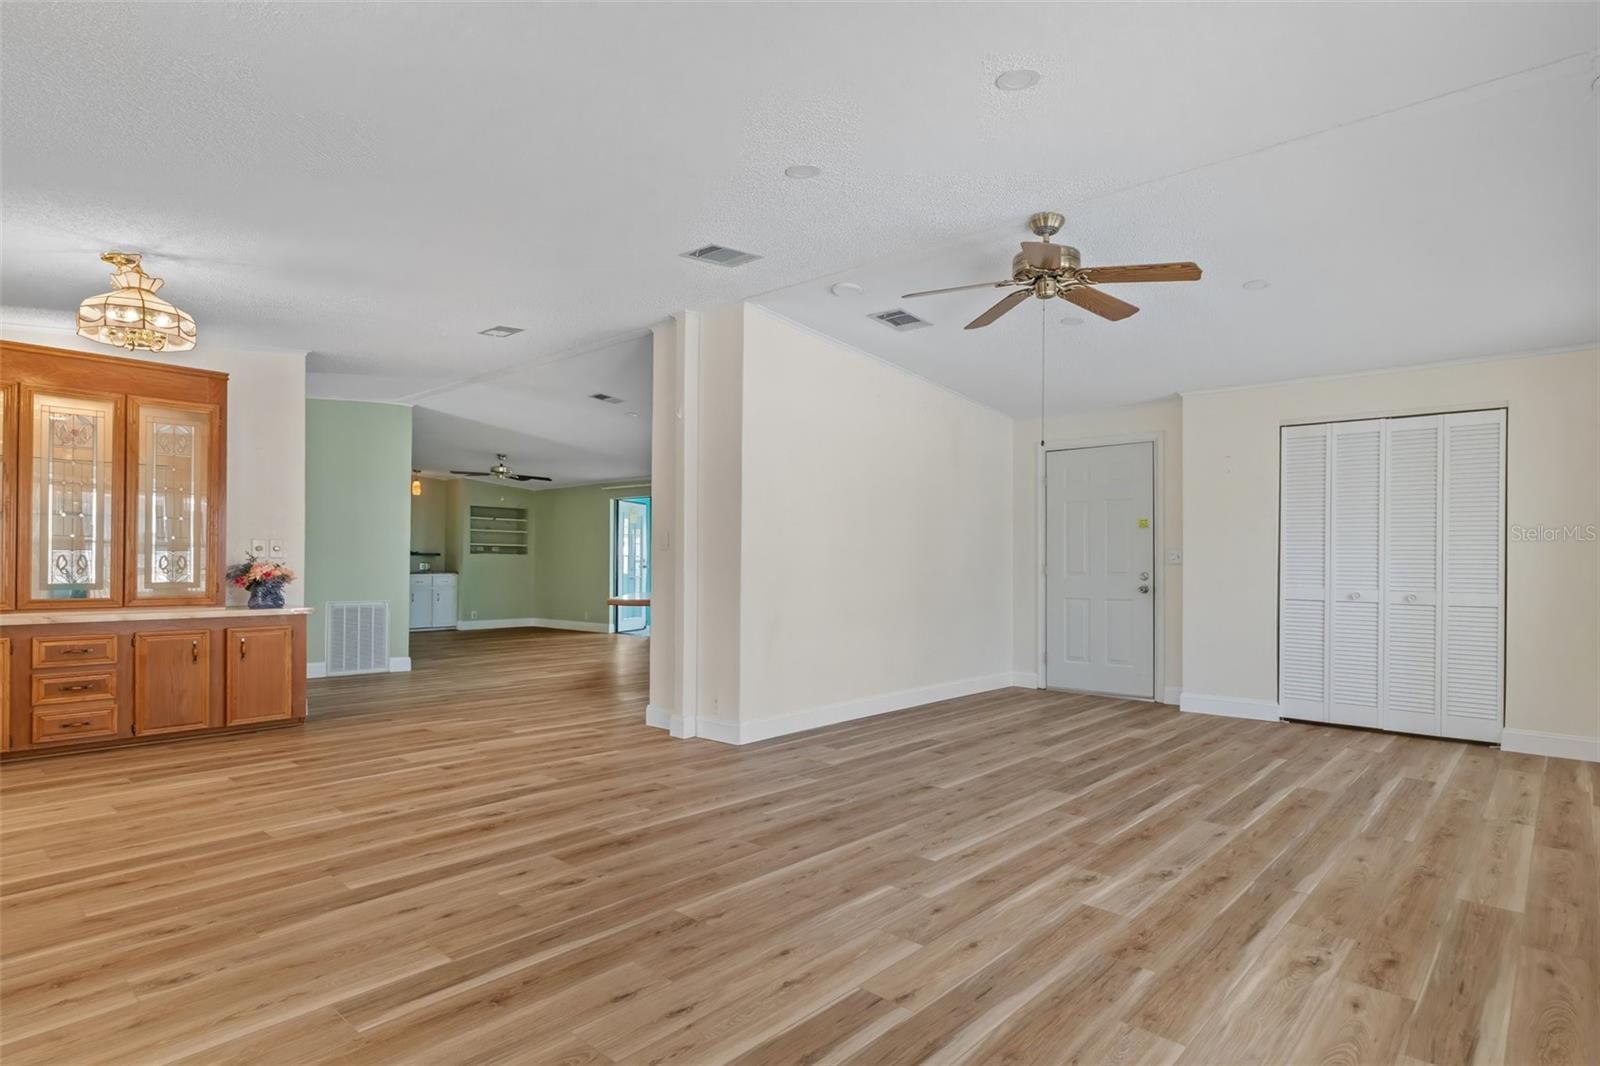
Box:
xmin=226 ymin=556 xmax=297 ymax=609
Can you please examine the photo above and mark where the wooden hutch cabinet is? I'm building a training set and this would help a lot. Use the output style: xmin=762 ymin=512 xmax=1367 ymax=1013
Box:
xmin=0 ymin=341 xmax=307 ymax=757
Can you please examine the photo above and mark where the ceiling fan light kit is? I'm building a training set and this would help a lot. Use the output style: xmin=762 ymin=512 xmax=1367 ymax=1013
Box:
xmin=902 ymin=211 xmax=1202 ymax=329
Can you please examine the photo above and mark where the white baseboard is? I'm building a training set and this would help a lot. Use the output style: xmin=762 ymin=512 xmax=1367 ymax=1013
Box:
xmin=645 ymin=703 xmax=670 ymax=730
xmin=455 ymin=617 xmax=610 ymax=633
xmin=1162 ymin=686 xmax=1182 ymax=707
xmin=1501 ymin=728 xmax=1600 ymax=763
xmin=670 ymin=712 xmax=697 ymax=740
xmin=1010 ymin=672 xmax=1041 ymax=690
xmin=695 ymin=716 xmax=741 ymax=745
xmin=388 ymin=656 xmax=411 ymax=673
xmin=688 ymin=673 xmax=1016 ymax=746
xmin=307 ymin=662 xmax=327 ymax=680
xmin=1179 ymin=692 xmax=1282 ymax=722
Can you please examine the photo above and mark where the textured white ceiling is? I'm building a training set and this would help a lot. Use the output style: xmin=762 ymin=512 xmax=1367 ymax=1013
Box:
xmin=3 ymin=2 xmax=1596 ymax=438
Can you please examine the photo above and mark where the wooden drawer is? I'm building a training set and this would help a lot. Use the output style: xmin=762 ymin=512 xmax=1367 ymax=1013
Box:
xmin=32 ymin=702 xmax=119 ymax=744
xmin=32 ymin=670 xmax=117 ymax=705
xmin=32 ymin=635 xmax=118 ymax=668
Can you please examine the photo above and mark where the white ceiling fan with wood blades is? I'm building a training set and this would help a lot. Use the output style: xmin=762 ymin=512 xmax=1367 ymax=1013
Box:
xmin=903 ymin=211 xmax=1202 ymax=329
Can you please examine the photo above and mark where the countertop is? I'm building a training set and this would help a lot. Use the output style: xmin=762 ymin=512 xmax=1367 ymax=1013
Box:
xmin=1 ymin=605 xmax=314 ymax=625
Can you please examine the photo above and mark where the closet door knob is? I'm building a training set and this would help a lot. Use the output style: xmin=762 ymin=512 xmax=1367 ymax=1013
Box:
xmin=1406 ymin=593 xmax=1417 ymax=603
xmin=1349 ymin=592 xmax=1361 ymax=601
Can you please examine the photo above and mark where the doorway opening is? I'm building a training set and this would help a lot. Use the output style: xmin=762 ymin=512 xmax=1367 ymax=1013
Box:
xmin=612 ymin=495 xmax=651 ymax=635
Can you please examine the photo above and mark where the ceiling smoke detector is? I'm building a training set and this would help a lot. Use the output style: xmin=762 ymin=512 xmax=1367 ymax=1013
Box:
xmin=870 ymin=309 xmax=933 ymax=332
xmin=680 ymin=244 xmax=762 ymax=267
xmin=478 ymin=325 xmax=524 ymax=338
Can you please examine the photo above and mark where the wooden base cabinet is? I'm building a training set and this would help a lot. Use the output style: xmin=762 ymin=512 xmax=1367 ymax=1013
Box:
xmin=1 ymin=610 xmax=307 ymax=758
xmin=226 ymin=626 xmax=294 ymax=725
xmin=135 ymin=630 xmax=210 ymax=736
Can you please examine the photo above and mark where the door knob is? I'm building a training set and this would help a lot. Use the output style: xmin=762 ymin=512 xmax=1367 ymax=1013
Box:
xmin=1349 ymin=592 xmax=1361 ymax=600
xmin=1138 ymin=584 xmax=1150 ymax=594
xmin=1139 ymin=571 xmax=1150 ymax=581
xmin=1406 ymin=593 xmax=1417 ymax=603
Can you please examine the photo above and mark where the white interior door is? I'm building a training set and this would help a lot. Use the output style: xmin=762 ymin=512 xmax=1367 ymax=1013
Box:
xmin=1382 ymin=415 xmax=1443 ymax=735
xmin=1046 ymin=442 xmax=1155 ymax=698
xmin=1329 ymin=420 xmax=1383 ymax=728
xmin=1280 ymin=410 xmax=1504 ymax=743
xmin=1280 ymin=424 xmax=1330 ymax=721
xmin=1441 ymin=410 xmax=1505 ymax=742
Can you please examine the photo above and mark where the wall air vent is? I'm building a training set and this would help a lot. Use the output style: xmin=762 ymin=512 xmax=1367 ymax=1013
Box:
xmin=869 ymin=309 xmax=933 ymax=331
xmin=326 ymin=601 xmax=389 ymax=676
xmin=680 ymin=244 xmax=762 ymax=267
xmin=589 ymin=392 xmax=625 ymax=404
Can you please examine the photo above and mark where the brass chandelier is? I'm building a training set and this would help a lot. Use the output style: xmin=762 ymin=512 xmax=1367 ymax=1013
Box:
xmin=76 ymin=252 xmax=196 ymax=352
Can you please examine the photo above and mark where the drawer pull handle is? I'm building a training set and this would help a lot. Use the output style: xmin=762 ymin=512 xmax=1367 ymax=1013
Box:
xmin=60 ymin=683 xmax=95 ymax=693
xmin=60 ymin=720 xmax=94 ymax=729
xmin=61 ymin=647 xmax=95 ymax=656
xmin=239 ymin=637 xmax=246 ymax=660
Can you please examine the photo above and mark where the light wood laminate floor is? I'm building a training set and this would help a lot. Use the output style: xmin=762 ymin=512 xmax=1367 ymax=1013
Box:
xmin=2 ymin=628 xmax=1596 ymax=1065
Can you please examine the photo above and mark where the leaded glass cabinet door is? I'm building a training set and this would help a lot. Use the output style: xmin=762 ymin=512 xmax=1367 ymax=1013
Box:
xmin=128 ymin=398 xmax=219 ymax=603
xmin=0 ymin=383 xmax=16 ymax=610
xmin=21 ymin=388 xmax=123 ymax=606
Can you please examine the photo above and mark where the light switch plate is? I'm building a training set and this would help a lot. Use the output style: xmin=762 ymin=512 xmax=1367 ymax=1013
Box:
xmin=1167 ymin=549 xmax=1183 ymax=565
xmin=250 ymin=538 xmax=268 ymax=556
xmin=268 ymin=539 xmax=285 ymax=559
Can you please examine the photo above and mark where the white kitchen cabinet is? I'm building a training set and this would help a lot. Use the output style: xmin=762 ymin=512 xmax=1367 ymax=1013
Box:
xmin=409 ymin=572 xmax=457 ymax=630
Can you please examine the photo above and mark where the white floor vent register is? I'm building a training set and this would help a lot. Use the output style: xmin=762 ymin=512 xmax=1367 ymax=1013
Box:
xmin=326 ymin=601 xmax=390 ymax=676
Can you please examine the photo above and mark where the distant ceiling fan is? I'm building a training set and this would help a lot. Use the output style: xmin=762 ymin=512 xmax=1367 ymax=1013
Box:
xmin=903 ymin=211 xmax=1201 ymax=329
xmin=448 ymin=453 xmax=552 ymax=483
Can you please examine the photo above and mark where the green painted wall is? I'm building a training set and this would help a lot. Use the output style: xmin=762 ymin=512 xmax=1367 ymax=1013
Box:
xmin=528 ymin=481 xmax=650 ymax=624
xmin=410 ymin=475 xmax=449 ymax=560
xmin=438 ymin=478 xmax=651 ymax=626
xmin=304 ymin=400 xmax=412 ymax=664
xmin=453 ymin=479 xmax=541 ymax=622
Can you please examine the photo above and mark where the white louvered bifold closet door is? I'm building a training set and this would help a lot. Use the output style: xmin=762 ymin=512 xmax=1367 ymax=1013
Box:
xmin=1279 ymin=424 xmax=1330 ymax=722
xmin=1441 ymin=410 xmax=1506 ymax=742
xmin=1329 ymin=421 xmax=1383 ymax=728
xmin=1383 ymin=416 xmax=1443 ymax=735
xmin=1279 ymin=410 xmax=1504 ymax=742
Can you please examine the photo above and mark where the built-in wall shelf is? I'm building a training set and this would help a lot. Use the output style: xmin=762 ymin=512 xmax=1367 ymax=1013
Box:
xmin=469 ymin=505 xmax=528 ymax=555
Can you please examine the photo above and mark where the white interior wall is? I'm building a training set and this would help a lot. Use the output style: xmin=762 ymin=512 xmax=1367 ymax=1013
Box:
xmin=1 ymin=319 xmax=308 ymax=606
xmin=732 ymin=308 xmax=1015 ymax=742
xmin=1013 ymin=398 xmax=1184 ymax=701
xmin=1181 ymin=347 xmax=1599 ymax=756
xmin=646 ymin=322 xmax=680 ymax=730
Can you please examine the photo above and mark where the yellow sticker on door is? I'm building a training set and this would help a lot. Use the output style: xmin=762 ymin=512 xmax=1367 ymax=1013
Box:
xmin=1137 ymin=517 xmax=1150 ymax=528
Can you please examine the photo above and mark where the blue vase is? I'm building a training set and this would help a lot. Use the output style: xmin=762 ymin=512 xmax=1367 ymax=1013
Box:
xmin=247 ymin=583 xmax=286 ymax=609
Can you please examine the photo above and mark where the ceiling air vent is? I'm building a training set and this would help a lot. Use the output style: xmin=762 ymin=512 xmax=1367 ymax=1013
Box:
xmin=869 ymin=308 xmax=933 ymax=331
xmin=477 ymin=325 xmax=525 ymax=338
xmin=589 ymin=392 xmax=625 ymax=404
xmin=680 ymin=244 xmax=762 ymax=267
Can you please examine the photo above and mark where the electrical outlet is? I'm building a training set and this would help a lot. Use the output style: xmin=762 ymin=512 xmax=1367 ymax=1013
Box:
xmin=1167 ymin=549 xmax=1183 ymax=565
xmin=250 ymin=538 xmax=267 ymax=556
xmin=268 ymin=539 xmax=285 ymax=559
xmin=470 ymin=610 xmax=478 ymax=620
